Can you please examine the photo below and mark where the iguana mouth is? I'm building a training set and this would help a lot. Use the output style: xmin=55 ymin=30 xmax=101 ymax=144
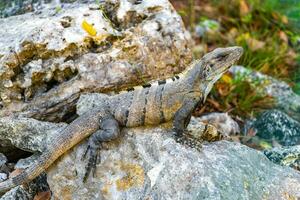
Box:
xmin=204 ymin=46 xmax=243 ymax=81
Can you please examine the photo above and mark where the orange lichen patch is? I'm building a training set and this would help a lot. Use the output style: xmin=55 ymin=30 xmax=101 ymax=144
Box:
xmin=116 ymin=163 xmax=145 ymax=191
xmin=283 ymin=192 xmax=298 ymax=200
xmin=58 ymin=187 xmax=72 ymax=200
xmin=101 ymin=182 xmax=113 ymax=198
xmin=9 ymin=168 xmax=23 ymax=178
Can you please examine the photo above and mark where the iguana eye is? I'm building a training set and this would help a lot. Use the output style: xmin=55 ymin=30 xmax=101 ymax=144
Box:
xmin=216 ymin=52 xmax=229 ymax=61
xmin=203 ymin=66 xmax=211 ymax=77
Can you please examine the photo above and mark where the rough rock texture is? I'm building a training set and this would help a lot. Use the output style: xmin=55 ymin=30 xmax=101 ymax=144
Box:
xmin=229 ymin=66 xmax=300 ymax=121
xmin=245 ymin=110 xmax=300 ymax=146
xmin=0 ymin=154 xmax=8 ymax=183
xmin=0 ymin=0 xmax=192 ymax=121
xmin=0 ymin=186 xmax=32 ymax=200
xmin=0 ymin=0 xmax=96 ymax=18
xmin=264 ymin=145 xmax=300 ymax=171
xmin=0 ymin=154 xmax=6 ymax=168
xmin=0 ymin=95 xmax=300 ymax=199
xmin=0 ymin=116 xmax=66 ymax=156
xmin=195 ymin=112 xmax=240 ymax=136
xmin=47 ymin=130 xmax=300 ymax=200
xmin=45 ymin=94 xmax=300 ymax=200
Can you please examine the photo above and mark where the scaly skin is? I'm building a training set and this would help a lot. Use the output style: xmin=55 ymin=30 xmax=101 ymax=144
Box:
xmin=0 ymin=46 xmax=243 ymax=193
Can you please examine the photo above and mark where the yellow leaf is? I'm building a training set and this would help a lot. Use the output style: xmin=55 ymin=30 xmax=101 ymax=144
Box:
xmin=281 ymin=15 xmax=288 ymax=24
xmin=82 ymin=20 xmax=97 ymax=36
xmin=260 ymin=63 xmax=269 ymax=74
xmin=259 ymin=141 xmax=272 ymax=149
xmin=221 ymin=74 xmax=232 ymax=84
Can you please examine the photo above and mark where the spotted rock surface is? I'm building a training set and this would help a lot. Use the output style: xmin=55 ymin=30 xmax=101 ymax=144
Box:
xmin=246 ymin=109 xmax=300 ymax=146
xmin=264 ymin=145 xmax=300 ymax=171
xmin=195 ymin=112 xmax=240 ymax=136
xmin=47 ymin=128 xmax=300 ymax=200
xmin=45 ymin=93 xmax=300 ymax=200
xmin=0 ymin=116 xmax=66 ymax=156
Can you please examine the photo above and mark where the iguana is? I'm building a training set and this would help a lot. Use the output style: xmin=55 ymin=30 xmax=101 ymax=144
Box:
xmin=0 ymin=46 xmax=243 ymax=193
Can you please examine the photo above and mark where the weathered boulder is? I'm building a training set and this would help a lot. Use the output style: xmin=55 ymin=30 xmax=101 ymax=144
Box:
xmin=0 ymin=186 xmax=32 ymax=200
xmin=229 ymin=66 xmax=300 ymax=121
xmin=195 ymin=112 xmax=240 ymax=136
xmin=0 ymin=0 xmax=97 ymax=18
xmin=264 ymin=145 xmax=300 ymax=171
xmin=0 ymin=116 xmax=66 ymax=155
xmin=245 ymin=109 xmax=300 ymax=146
xmin=45 ymin=93 xmax=300 ymax=200
xmin=0 ymin=154 xmax=6 ymax=168
xmin=0 ymin=0 xmax=192 ymax=121
xmin=0 ymin=154 xmax=8 ymax=183
xmin=47 ymin=129 xmax=300 ymax=200
xmin=0 ymin=94 xmax=300 ymax=199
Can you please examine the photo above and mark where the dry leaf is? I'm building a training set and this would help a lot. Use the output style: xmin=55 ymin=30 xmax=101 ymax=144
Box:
xmin=247 ymin=128 xmax=256 ymax=137
xmin=9 ymin=168 xmax=23 ymax=178
xmin=246 ymin=37 xmax=265 ymax=51
xmin=271 ymin=12 xmax=279 ymax=20
xmin=239 ymin=0 xmax=250 ymax=16
xmin=226 ymin=28 xmax=239 ymax=43
xmin=217 ymin=83 xmax=231 ymax=96
xmin=260 ymin=63 xmax=270 ymax=73
xmin=34 ymin=191 xmax=51 ymax=200
xmin=207 ymin=98 xmax=221 ymax=109
xmin=279 ymin=31 xmax=288 ymax=43
xmin=82 ymin=19 xmax=97 ymax=36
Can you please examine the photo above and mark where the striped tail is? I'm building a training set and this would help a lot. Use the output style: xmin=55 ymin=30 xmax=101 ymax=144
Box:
xmin=0 ymin=159 xmax=45 ymax=194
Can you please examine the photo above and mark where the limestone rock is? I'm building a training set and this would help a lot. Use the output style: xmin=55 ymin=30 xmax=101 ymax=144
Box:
xmin=0 ymin=154 xmax=6 ymax=168
xmin=47 ymin=128 xmax=300 ymax=200
xmin=0 ymin=116 xmax=66 ymax=154
xmin=0 ymin=186 xmax=32 ymax=200
xmin=48 ymin=95 xmax=300 ymax=199
xmin=195 ymin=112 xmax=240 ymax=136
xmin=0 ymin=0 xmax=192 ymax=121
xmin=264 ymin=145 xmax=300 ymax=171
xmin=245 ymin=110 xmax=300 ymax=146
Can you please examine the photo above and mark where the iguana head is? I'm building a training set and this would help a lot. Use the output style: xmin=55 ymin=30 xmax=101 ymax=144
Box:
xmin=193 ymin=46 xmax=243 ymax=101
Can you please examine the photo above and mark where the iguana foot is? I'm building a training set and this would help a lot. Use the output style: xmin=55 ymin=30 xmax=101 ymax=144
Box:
xmin=82 ymin=134 xmax=102 ymax=182
xmin=172 ymin=130 xmax=203 ymax=151
xmin=82 ymin=115 xmax=120 ymax=182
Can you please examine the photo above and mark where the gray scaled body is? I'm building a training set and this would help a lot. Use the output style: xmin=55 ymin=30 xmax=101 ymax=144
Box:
xmin=0 ymin=46 xmax=243 ymax=193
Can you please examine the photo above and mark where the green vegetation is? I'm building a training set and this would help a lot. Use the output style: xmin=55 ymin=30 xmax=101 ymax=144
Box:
xmin=172 ymin=0 xmax=300 ymax=116
xmin=210 ymin=72 xmax=274 ymax=118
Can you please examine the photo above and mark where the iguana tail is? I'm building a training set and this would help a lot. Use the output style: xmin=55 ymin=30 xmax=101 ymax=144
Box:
xmin=0 ymin=156 xmax=47 ymax=194
xmin=0 ymin=109 xmax=102 ymax=194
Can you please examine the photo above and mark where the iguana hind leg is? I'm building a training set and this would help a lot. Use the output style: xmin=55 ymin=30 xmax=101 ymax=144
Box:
xmin=83 ymin=114 xmax=120 ymax=181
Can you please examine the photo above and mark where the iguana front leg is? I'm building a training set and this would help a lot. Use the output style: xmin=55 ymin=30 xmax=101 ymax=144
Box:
xmin=172 ymin=95 xmax=205 ymax=150
xmin=83 ymin=114 xmax=120 ymax=181
xmin=173 ymin=95 xmax=201 ymax=136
